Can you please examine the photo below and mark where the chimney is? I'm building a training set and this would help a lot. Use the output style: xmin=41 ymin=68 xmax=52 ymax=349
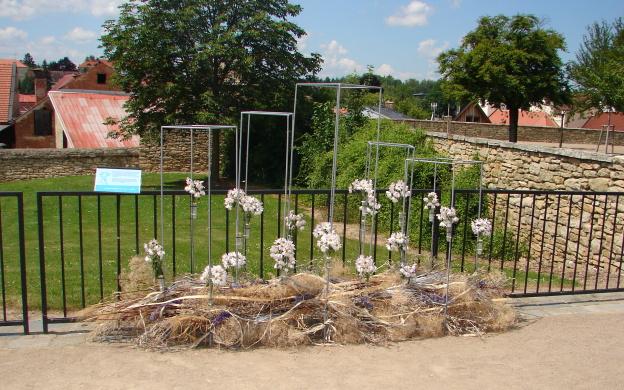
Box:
xmin=33 ymin=69 xmax=48 ymax=103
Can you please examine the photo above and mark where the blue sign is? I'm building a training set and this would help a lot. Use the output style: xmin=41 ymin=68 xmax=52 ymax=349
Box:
xmin=94 ymin=168 xmax=142 ymax=193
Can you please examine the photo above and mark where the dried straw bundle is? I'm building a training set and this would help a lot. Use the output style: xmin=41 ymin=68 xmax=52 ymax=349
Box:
xmin=83 ymin=267 xmax=514 ymax=350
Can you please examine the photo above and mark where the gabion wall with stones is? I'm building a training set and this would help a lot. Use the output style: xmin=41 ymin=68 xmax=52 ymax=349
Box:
xmin=429 ymin=132 xmax=624 ymax=288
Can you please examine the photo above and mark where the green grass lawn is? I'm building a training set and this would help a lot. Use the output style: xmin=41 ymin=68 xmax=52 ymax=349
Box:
xmin=0 ymin=173 xmax=577 ymax=314
xmin=0 ymin=173 xmax=389 ymax=311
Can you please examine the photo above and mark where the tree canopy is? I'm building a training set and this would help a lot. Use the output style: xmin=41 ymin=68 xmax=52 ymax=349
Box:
xmin=437 ymin=14 xmax=570 ymax=142
xmin=568 ymin=18 xmax=624 ymax=113
xmin=101 ymin=0 xmax=322 ymax=137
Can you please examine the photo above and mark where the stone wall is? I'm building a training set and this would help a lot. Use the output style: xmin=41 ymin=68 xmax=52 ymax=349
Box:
xmin=400 ymin=118 xmax=624 ymax=146
xmin=428 ymin=132 xmax=624 ymax=285
xmin=139 ymin=128 xmax=217 ymax=174
xmin=0 ymin=148 xmax=140 ymax=182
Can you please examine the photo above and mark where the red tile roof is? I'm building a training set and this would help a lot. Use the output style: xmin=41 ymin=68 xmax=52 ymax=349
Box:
xmin=48 ymin=90 xmax=139 ymax=148
xmin=51 ymin=73 xmax=79 ymax=90
xmin=0 ymin=59 xmax=26 ymax=68
xmin=18 ymin=93 xmax=36 ymax=115
xmin=0 ymin=62 xmax=16 ymax=123
xmin=581 ymin=112 xmax=624 ymax=131
xmin=489 ymin=109 xmax=558 ymax=127
xmin=79 ymin=59 xmax=113 ymax=69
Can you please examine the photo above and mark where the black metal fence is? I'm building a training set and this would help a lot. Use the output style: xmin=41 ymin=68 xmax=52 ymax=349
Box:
xmin=0 ymin=192 xmax=28 ymax=334
xmin=0 ymin=188 xmax=622 ymax=334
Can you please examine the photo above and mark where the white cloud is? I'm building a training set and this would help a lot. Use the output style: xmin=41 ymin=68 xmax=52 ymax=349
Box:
xmin=0 ymin=26 xmax=28 ymax=42
xmin=386 ymin=1 xmax=432 ymax=27
xmin=90 ymin=0 xmax=123 ymax=17
xmin=65 ymin=27 xmax=98 ymax=43
xmin=417 ymin=39 xmax=448 ymax=58
xmin=450 ymin=0 xmax=462 ymax=8
xmin=0 ymin=0 xmax=121 ymax=20
xmin=296 ymin=33 xmax=309 ymax=53
xmin=377 ymin=63 xmax=395 ymax=76
xmin=40 ymin=35 xmax=55 ymax=45
xmin=318 ymin=40 xmax=365 ymax=77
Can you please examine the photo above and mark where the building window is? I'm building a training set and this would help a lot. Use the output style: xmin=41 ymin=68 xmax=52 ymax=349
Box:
xmin=34 ymin=109 xmax=52 ymax=136
xmin=97 ymin=73 xmax=107 ymax=84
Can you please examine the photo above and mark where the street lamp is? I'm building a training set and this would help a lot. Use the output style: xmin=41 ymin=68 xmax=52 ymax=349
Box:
xmin=558 ymin=109 xmax=566 ymax=148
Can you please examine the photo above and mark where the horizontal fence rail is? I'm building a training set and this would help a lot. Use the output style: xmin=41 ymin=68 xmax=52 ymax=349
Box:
xmin=0 ymin=192 xmax=28 ymax=334
xmin=29 ymin=188 xmax=624 ymax=332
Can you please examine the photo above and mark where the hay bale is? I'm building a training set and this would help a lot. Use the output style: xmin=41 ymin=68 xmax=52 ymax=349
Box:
xmin=120 ymin=256 xmax=154 ymax=297
xmin=86 ymin=269 xmax=515 ymax=351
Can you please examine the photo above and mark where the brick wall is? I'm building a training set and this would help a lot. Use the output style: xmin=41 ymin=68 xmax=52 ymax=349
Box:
xmin=13 ymin=99 xmax=56 ymax=148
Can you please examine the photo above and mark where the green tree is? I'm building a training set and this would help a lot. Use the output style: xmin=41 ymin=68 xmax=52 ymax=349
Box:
xmin=100 ymin=0 xmax=322 ymax=138
xmin=22 ymin=53 xmax=36 ymax=68
xmin=437 ymin=15 xmax=570 ymax=142
xmin=568 ymin=18 xmax=624 ymax=113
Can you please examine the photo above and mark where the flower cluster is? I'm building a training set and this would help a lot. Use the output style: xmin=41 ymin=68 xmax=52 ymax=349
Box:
xmin=144 ymin=239 xmax=164 ymax=277
xmin=386 ymin=232 xmax=409 ymax=252
xmin=399 ymin=263 xmax=417 ymax=279
xmin=313 ymin=222 xmax=342 ymax=254
xmin=355 ymin=255 xmax=377 ymax=278
xmin=221 ymin=251 xmax=246 ymax=269
xmin=240 ymin=195 xmax=263 ymax=215
xmin=437 ymin=207 xmax=459 ymax=228
xmin=471 ymin=218 xmax=492 ymax=236
xmin=224 ymin=188 xmax=264 ymax=216
xmin=349 ymin=178 xmax=381 ymax=216
xmin=423 ymin=192 xmax=440 ymax=210
xmin=285 ymin=211 xmax=306 ymax=233
xmin=385 ymin=180 xmax=411 ymax=203
xmin=270 ymin=237 xmax=296 ymax=271
xmin=144 ymin=239 xmax=164 ymax=262
xmin=200 ymin=264 xmax=227 ymax=287
xmin=184 ymin=177 xmax=205 ymax=199
xmin=224 ymin=188 xmax=246 ymax=210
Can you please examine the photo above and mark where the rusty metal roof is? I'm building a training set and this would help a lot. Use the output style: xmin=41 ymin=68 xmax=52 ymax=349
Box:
xmin=48 ymin=90 xmax=139 ymax=148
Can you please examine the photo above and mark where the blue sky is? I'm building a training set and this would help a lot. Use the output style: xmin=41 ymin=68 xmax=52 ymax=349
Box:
xmin=1 ymin=0 xmax=622 ymax=80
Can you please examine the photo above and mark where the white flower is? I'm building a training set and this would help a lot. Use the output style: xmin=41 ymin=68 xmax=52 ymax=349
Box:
xmin=313 ymin=222 xmax=334 ymax=239
xmin=437 ymin=207 xmax=459 ymax=228
xmin=313 ymin=222 xmax=342 ymax=254
xmin=224 ymin=188 xmax=263 ymax=216
xmin=285 ymin=211 xmax=306 ymax=232
xmin=240 ymin=195 xmax=263 ymax=216
xmin=423 ymin=192 xmax=440 ymax=210
xmin=144 ymin=239 xmax=164 ymax=262
xmin=270 ymin=237 xmax=296 ymax=271
xmin=399 ymin=263 xmax=417 ymax=279
xmin=221 ymin=251 xmax=246 ymax=269
xmin=385 ymin=180 xmax=411 ymax=203
xmin=386 ymin=232 xmax=409 ymax=252
xmin=355 ymin=255 xmax=376 ymax=277
xmin=184 ymin=177 xmax=206 ymax=199
xmin=471 ymin=218 xmax=492 ymax=236
xmin=349 ymin=178 xmax=381 ymax=216
xmin=200 ymin=264 xmax=227 ymax=287
xmin=348 ymin=178 xmax=374 ymax=194
xmin=224 ymin=188 xmax=246 ymax=210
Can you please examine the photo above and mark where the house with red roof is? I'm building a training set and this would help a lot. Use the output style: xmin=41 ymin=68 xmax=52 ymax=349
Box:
xmin=12 ymin=60 xmax=136 ymax=148
xmin=580 ymin=112 xmax=624 ymax=132
xmin=488 ymin=108 xmax=558 ymax=127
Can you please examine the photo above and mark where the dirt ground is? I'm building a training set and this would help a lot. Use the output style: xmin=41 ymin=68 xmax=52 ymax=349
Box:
xmin=1 ymin=312 xmax=623 ymax=390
